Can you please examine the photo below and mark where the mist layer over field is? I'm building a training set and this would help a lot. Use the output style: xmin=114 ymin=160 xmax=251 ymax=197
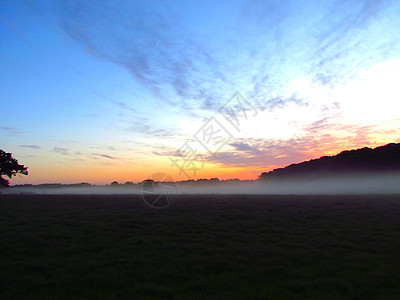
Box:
xmin=4 ymin=172 xmax=400 ymax=195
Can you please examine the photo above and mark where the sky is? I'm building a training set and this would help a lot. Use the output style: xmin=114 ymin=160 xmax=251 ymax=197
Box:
xmin=1 ymin=0 xmax=400 ymax=185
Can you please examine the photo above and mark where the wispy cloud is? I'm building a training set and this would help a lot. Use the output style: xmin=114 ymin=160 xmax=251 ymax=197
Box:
xmin=151 ymin=144 xmax=187 ymax=158
xmin=53 ymin=144 xmax=123 ymax=162
xmin=53 ymin=147 xmax=70 ymax=155
xmin=60 ymin=0 xmax=230 ymax=112
xmin=91 ymin=153 xmax=118 ymax=160
xmin=61 ymin=2 xmax=262 ymax=115
xmin=1 ymin=126 xmax=23 ymax=136
xmin=229 ymin=142 xmax=253 ymax=152
xmin=59 ymin=0 xmax=400 ymax=117
xmin=205 ymin=120 xmax=398 ymax=169
xmin=125 ymin=118 xmax=182 ymax=138
xmin=111 ymin=100 xmax=138 ymax=113
xmin=93 ymin=91 xmax=139 ymax=114
xmin=19 ymin=144 xmax=41 ymax=149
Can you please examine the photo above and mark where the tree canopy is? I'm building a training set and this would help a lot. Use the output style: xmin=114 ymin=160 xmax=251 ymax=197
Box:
xmin=0 ymin=150 xmax=28 ymax=187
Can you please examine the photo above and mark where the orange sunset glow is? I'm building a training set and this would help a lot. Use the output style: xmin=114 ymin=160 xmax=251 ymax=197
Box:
xmin=2 ymin=0 xmax=400 ymax=185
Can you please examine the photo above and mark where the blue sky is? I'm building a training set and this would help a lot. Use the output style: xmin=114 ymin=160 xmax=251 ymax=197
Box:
xmin=1 ymin=0 xmax=400 ymax=184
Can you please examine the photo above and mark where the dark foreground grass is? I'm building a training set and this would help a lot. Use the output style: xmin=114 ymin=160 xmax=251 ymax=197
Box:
xmin=1 ymin=194 xmax=400 ymax=299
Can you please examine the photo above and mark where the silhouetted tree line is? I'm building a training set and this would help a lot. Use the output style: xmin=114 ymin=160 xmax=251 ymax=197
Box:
xmin=12 ymin=178 xmax=246 ymax=189
xmin=259 ymin=143 xmax=400 ymax=180
xmin=110 ymin=178 xmax=244 ymax=187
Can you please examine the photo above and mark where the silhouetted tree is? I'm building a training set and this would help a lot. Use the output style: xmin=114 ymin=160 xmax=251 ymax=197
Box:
xmin=0 ymin=150 xmax=28 ymax=187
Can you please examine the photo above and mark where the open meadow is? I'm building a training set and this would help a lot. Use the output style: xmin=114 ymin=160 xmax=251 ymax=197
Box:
xmin=1 ymin=194 xmax=400 ymax=299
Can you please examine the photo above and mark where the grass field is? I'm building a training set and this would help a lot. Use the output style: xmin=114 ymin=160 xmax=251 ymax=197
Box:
xmin=1 ymin=194 xmax=400 ymax=299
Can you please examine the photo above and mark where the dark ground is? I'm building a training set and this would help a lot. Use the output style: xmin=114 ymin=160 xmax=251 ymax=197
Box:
xmin=1 ymin=194 xmax=400 ymax=299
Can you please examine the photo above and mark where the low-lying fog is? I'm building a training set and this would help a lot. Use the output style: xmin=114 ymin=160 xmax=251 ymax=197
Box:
xmin=4 ymin=172 xmax=400 ymax=195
